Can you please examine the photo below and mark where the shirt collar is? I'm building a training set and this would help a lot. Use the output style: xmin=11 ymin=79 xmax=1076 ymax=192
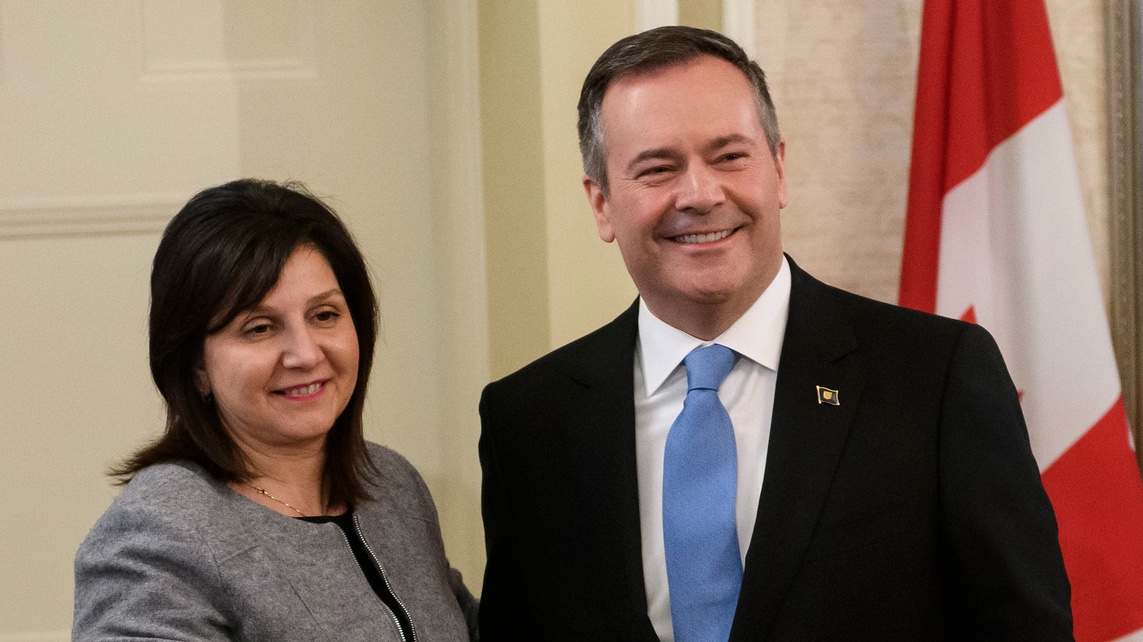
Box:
xmin=637 ymin=256 xmax=791 ymax=397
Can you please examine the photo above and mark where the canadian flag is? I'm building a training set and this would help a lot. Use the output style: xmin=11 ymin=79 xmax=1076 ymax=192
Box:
xmin=899 ymin=0 xmax=1143 ymax=639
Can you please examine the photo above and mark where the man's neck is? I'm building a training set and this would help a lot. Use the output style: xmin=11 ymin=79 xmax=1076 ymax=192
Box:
xmin=645 ymin=301 xmax=750 ymax=341
xmin=638 ymin=255 xmax=784 ymax=340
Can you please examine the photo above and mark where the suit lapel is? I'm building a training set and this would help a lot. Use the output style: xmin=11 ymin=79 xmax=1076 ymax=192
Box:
xmin=732 ymin=259 xmax=865 ymax=640
xmin=561 ymin=302 xmax=660 ymax=639
xmin=563 ymin=269 xmax=867 ymax=639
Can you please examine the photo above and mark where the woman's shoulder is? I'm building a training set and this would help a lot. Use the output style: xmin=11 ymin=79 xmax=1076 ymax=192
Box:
xmin=127 ymin=458 xmax=215 ymax=489
xmin=361 ymin=442 xmax=436 ymax=513
xmin=80 ymin=461 xmax=235 ymax=552
xmin=74 ymin=462 xmax=243 ymax=638
xmin=364 ymin=441 xmax=419 ymax=481
xmin=114 ymin=460 xmax=228 ymax=513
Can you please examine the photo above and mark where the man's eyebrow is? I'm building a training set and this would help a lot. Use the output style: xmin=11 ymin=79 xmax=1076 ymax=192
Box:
xmin=625 ymin=147 xmax=678 ymax=173
xmin=625 ymin=135 xmax=757 ymax=173
xmin=705 ymin=134 xmax=753 ymax=152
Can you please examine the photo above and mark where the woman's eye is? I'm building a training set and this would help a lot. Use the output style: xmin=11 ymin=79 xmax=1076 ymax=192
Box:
xmin=314 ymin=310 xmax=340 ymax=323
xmin=244 ymin=323 xmax=271 ymax=337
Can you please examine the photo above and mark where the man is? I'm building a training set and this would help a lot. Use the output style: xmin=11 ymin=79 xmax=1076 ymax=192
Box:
xmin=478 ymin=26 xmax=1072 ymax=641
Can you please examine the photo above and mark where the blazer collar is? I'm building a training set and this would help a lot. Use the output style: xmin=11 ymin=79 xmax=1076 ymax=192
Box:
xmin=564 ymin=260 xmax=867 ymax=640
xmin=562 ymin=301 xmax=661 ymax=639
xmin=732 ymin=256 xmax=864 ymax=639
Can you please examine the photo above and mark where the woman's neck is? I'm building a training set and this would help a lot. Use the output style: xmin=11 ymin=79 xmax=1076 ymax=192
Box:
xmin=230 ymin=438 xmax=335 ymax=517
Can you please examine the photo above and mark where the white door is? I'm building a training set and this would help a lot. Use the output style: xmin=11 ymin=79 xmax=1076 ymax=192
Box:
xmin=0 ymin=1 xmax=486 ymax=637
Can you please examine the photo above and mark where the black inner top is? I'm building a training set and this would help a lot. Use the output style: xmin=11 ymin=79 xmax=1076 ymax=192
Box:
xmin=299 ymin=510 xmax=415 ymax=640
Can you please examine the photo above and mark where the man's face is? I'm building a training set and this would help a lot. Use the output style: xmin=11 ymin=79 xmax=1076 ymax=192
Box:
xmin=584 ymin=55 xmax=787 ymax=336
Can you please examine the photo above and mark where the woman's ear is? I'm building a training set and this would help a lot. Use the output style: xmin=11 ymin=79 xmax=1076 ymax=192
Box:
xmin=195 ymin=366 xmax=211 ymax=398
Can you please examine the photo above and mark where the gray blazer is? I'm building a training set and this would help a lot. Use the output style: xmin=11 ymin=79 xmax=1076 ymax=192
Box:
xmin=74 ymin=442 xmax=477 ymax=641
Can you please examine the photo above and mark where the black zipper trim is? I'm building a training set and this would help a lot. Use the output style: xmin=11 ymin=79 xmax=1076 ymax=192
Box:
xmin=350 ymin=513 xmax=418 ymax=642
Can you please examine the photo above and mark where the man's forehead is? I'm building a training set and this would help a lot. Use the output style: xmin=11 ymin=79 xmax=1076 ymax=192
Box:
xmin=599 ymin=58 xmax=758 ymax=127
xmin=599 ymin=57 xmax=761 ymax=137
xmin=604 ymin=54 xmax=748 ymax=95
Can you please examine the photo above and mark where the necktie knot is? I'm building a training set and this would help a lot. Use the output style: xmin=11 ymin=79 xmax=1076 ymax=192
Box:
xmin=683 ymin=344 xmax=737 ymax=392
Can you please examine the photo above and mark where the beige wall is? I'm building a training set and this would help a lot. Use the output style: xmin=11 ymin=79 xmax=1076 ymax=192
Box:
xmin=479 ymin=0 xmax=551 ymax=380
xmin=755 ymin=1 xmax=1108 ymax=306
xmin=756 ymin=2 xmax=923 ymax=302
xmin=680 ymin=0 xmax=724 ymax=32
xmin=538 ymin=2 xmax=640 ymax=349
xmin=480 ymin=0 xmax=637 ymax=377
xmin=423 ymin=0 xmax=489 ymax=599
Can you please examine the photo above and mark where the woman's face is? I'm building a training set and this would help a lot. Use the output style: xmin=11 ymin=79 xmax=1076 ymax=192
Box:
xmin=197 ymin=245 xmax=360 ymax=454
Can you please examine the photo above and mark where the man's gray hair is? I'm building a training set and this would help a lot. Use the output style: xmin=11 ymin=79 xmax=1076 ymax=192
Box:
xmin=577 ymin=26 xmax=781 ymax=195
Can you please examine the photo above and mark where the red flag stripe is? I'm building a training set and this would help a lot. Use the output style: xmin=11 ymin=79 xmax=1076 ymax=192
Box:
xmin=899 ymin=0 xmax=952 ymax=312
xmin=902 ymin=1 xmax=1143 ymax=637
xmin=1042 ymin=400 xmax=1143 ymax=641
xmin=900 ymin=0 xmax=1063 ymax=312
xmin=946 ymin=0 xmax=1063 ymax=189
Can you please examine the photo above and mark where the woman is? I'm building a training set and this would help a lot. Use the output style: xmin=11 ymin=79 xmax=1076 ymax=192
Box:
xmin=74 ymin=179 xmax=477 ymax=641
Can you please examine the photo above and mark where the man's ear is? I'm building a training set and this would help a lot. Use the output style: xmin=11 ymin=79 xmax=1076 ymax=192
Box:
xmin=583 ymin=174 xmax=615 ymax=243
xmin=774 ymin=138 xmax=789 ymax=210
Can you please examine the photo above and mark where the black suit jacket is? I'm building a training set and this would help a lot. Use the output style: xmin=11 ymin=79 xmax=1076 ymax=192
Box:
xmin=478 ymin=259 xmax=1072 ymax=640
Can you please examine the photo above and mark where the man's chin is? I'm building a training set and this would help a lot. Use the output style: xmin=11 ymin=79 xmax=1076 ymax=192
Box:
xmin=679 ymin=274 xmax=761 ymax=306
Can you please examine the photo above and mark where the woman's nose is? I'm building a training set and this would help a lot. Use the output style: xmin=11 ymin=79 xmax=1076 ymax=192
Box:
xmin=281 ymin=326 xmax=322 ymax=369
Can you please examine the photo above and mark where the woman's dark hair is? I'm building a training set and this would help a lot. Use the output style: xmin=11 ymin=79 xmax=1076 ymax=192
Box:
xmin=112 ymin=179 xmax=379 ymax=508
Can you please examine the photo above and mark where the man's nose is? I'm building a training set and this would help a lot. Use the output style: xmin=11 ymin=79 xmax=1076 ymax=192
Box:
xmin=674 ymin=163 xmax=725 ymax=213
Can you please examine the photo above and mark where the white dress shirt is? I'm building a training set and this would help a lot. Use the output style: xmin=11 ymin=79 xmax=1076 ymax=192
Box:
xmin=635 ymin=257 xmax=791 ymax=641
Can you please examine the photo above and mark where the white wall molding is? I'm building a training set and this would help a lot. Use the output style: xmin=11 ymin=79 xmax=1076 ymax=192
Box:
xmin=634 ymin=0 xmax=755 ymax=53
xmin=723 ymin=0 xmax=757 ymax=56
xmin=139 ymin=0 xmax=317 ymax=83
xmin=0 ymin=194 xmax=185 ymax=239
xmin=636 ymin=0 xmax=678 ymax=32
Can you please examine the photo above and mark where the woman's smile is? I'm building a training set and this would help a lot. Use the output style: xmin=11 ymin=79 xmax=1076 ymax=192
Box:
xmin=198 ymin=245 xmax=360 ymax=451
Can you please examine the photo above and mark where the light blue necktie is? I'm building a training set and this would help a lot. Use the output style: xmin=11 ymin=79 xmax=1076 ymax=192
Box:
xmin=663 ymin=344 xmax=742 ymax=642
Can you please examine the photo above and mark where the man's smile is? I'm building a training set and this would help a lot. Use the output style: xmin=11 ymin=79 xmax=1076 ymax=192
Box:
xmin=670 ymin=227 xmax=738 ymax=244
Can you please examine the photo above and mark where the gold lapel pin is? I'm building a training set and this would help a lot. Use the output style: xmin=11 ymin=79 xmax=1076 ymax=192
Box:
xmin=816 ymin=386 xmax=840 ymax=406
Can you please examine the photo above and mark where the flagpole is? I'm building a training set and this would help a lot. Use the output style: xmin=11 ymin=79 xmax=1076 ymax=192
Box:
xmin=1106 ymin=0 xmax=1143 ymax=467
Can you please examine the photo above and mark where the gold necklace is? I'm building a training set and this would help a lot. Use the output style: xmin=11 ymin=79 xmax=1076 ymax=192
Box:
xmin=245 ymin=481 xmax=308 ymax=517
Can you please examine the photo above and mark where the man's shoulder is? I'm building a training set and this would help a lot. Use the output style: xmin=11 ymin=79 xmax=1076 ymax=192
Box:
xmin=790 ymin=261 xmax=975 ymax=344
xmin=482 ymin=300 xmax=638 ymax=407
xmin=783 ymin=259 xmax=1004 ymax=374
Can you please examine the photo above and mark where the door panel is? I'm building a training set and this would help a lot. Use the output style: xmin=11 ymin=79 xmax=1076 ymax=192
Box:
xmin=0 ymin=1 xmax=485 ymax=636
